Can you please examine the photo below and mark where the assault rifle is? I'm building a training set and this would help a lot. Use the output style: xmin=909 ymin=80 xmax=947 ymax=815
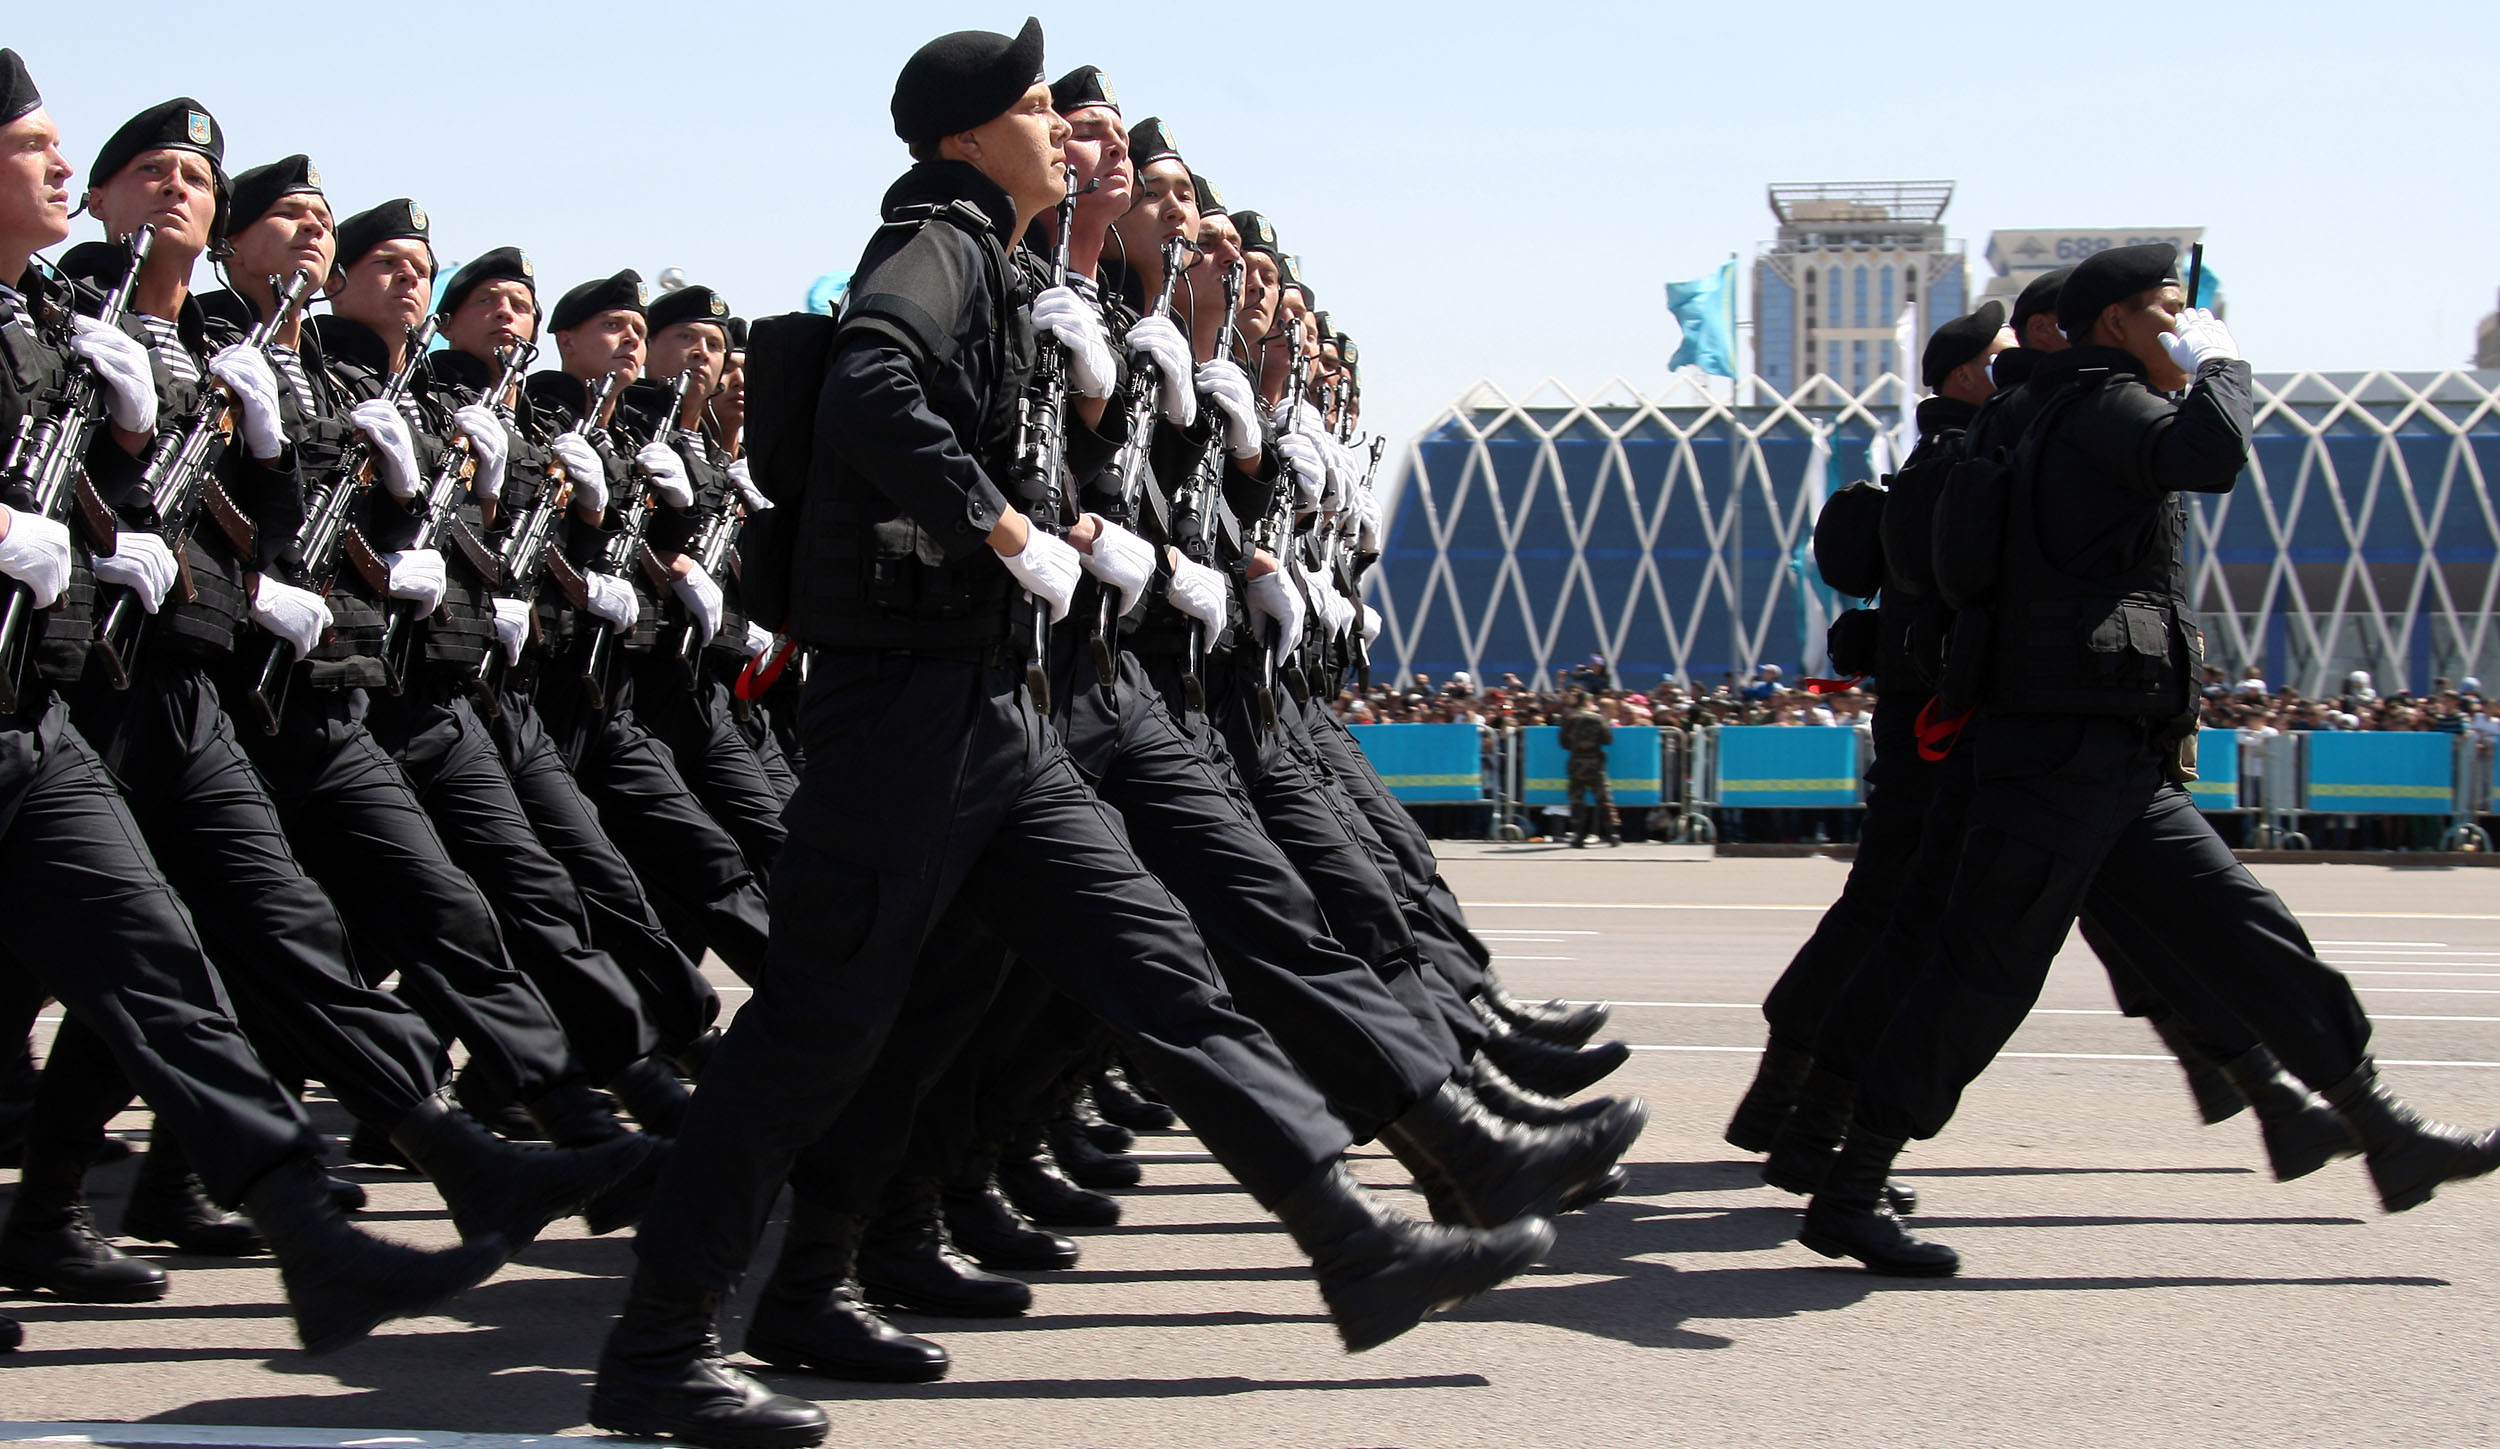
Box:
xmin=476 ymin=371 xmax=614 ymax=700
xmin=1008 ymin=168 xmax=1086 ymax=716
xmin=1249 ymin=314 xmax=1311 ymax=732
xmin=0 ymin=225 xmax=152 ymax=713
xmin=241 ymin=317 xmax=438 ymax=733
xmin=1093 ymin=234 xmax=1196 ymax=704
xmin=663 ymin=454 xmax=744 ymax=688
xmin=1166 ymin=259 xmax=1242 ymax=715
xmin=375 ymin=341 xmax=530 ymax=682
xmin=92 ymin=267 xmax=317 ymax=685
xmin=563 ymin=370 xmax=693 ymax=726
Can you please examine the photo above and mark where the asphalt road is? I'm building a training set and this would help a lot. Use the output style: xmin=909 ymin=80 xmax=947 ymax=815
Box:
xmin=6 ymin=853 xmax=2498 ymax=1448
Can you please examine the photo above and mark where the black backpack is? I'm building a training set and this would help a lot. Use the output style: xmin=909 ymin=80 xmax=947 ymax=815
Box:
xmin=1811 ymin=478 xmax=1888 ymax=600
xmin=733 ymin=309 xmax=838 ymax=633
xmin=1879 ymin=428 xmax=1963 ymax=598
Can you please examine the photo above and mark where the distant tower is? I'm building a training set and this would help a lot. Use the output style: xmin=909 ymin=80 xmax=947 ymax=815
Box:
xmin=2478 ymin=288 xmax=2500 ymax=368
xmin=1751 ymin=181 xmax=1962 ymax=398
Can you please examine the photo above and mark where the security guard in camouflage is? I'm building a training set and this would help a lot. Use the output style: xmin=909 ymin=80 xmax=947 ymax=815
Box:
xmin=1558 ymin=690 xmax=1617 ymax=846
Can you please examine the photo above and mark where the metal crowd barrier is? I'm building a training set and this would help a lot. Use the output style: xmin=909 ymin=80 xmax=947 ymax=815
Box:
xmin=2243 ymin=729 xmax=2495 ymax=852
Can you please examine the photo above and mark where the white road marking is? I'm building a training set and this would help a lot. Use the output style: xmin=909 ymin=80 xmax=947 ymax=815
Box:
xmin=1475 ymin=929 xmax=1600 ymax=936
xmin=1625 ymin=1044 xmax=2500 ymax=1067
xmin=2340 ymin=970 xmax=2500 ymax=980
xmin=2317 ymin=940 xmax=2453 ymax=948
xmin=1495 ymin=955 xmax=1578 ymax=961
xmin=1595 ymin=1002 xmax=2500 ymax=1023
xmin=0 ymin=1427 xmax=577 ymax=1449
xmin=1480 ymin=903 xmax=2500 ymax=921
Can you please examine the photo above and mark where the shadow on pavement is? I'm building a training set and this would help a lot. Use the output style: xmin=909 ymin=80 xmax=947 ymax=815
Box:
xmin=788 ymin=1372 xmax=1493 ymax=1400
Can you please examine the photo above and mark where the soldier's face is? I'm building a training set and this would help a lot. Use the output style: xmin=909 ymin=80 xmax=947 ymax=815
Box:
xmin=953 ymin=83 xmax=1067 ymax=220
xmin=0 ymin=107 xmax=72 ymax=253
xmin=2102 ymin=283 xmax=2187 ymax=391
xmin=1114 ymin=160 xmax=1197 ymax=264
xmin=557 ymin=308 xmax=645 ymax=384
xmin=333 ymin=237 xmax=432 ymax=337
xmin=1237 ymin=251 xmax=1279 ymax=344
xmin=91 ymin=147 xmax=216 ymax=257
xmin=228 ymin=194 xmax=333 ymax=300
xmin=648 ymin=320 xmax=725 ymax=404
xmin=710 ymin=351 xmax=745 ymax=435
xmin=1060 ymin=106 xmax=1130 ymax=222
xmin=445 ymin=280 xmax=536 ymax=361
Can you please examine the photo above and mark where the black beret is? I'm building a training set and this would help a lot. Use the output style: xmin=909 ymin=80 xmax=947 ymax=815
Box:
xmin=1337 ymin=334 xmax=1359 ymax=370
xmin=1050 ymin=64 xmax=1117 ymax=115
xmin=1129 ymin=116 xmax=1183 ymax=171
xmin=2057 ymin=242 xmax=2179 ymax=336
xmin=1191 ymin=172 xmax=1227 ymax=218
xmin=647 ymin=283 xmax=730 ymax=335
xmin=0 ymin=48 xmax=40 ymax=127
xmin=1232 ymin=210 xmax=1281 ymax=258
xmin=437 ymin=245 xmax=536 ymax=319
xmin=2010 ymin=266 xmax=2070 ymax=335
xmin=92 ymin=98 xmax=224 ymax=191
xmin=335 ymin=197 xmax=434 ymax=275
xmin=1920 ymin=300 xmax=2007 ymax=388
xmin=552 ymin=268 xmax=646 ymax=333
xmin=891 ymin=17 xmax=1045 ymax=143
xmin=221 ymin=155 xmax=322 ymax=242
xmin=724 ymin=316 xmax=749 ymax=350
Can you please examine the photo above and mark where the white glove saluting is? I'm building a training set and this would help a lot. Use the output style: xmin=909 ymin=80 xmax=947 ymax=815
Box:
xmin=1246 ymin=566 xmax=1305 ymax=660
xmin=90 ymin=530 xmax=179 ymax=614
xmin=208 ymin=345 xmax=285 ymax=461
xmin=0 ymin=506 xmax=74 ymax=609
xmin=584 ymin=570 xmax=639 ymax=634
xmin=68 ymin=317 xmax=158 ymax=434
xmin=1123 ymin=314 xmax=1196 ymax=428
xmin=1078 ymin=516 xmax=1156 ymax=617
xmin=634 ymin=439 xmax=693 ymax=509
xmin=727 ymin=456 xmax=773 ymax=512
xmin=381 ymin=548 xmax=447 ymax=616
xmin=671 ymin=561 xmax=725 ymax=645
xmin=1028 ymin=285 xmax=1116 ymax=399
xmin=349 ymin=399 xmax=421 ymax=500
xmin=490 ymin=597 xmax=532 ymax=666
xmin=1166 ymin=553 xmax=1229 ymax=632
xmin=2158 ymin=307 xmax=2241 ymax=375
xmin=251 ymin=575 xmax=332 ymax=659
xmin=1195 ymin=359 xmax=1263 ymax=460
xmin=996 ymin=525 xmax=1082 ymax=624
xmin=551 ymin=431 xmax=608 ymax=513
xmin=453 ymin=403 xmax=510 ymax=502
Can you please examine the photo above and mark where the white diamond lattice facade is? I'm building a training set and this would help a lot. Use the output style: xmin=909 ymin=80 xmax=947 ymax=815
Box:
xmin=1367 ymin=371 xmax=2500 ymax=698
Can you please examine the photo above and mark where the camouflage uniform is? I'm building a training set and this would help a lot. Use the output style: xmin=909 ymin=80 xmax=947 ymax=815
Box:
xmin=1559 ymin=706 xmax=1618 ymax=845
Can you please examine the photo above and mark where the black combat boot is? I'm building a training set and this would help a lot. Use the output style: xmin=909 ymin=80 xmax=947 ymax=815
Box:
xmin=0 ymin=1138 xmax=167 ymax=1302
xmin=0 ymin=1097 xmax=29 ymax=1167
xmin=2215 ymin=1047 xmax=2356 ymax=1182
xmin=1725 ymin=1039 xmax=1814 ymax=1153
xmin=244 ymin=1154 xmax=508 ymax=1355
xmin=528 ymin=1082 xmax=669 ymax=1235
xmin=2322 ymin=1058 xmax=2500 ymax=1212
xmin=1479 ymin=978 xmax=1610 ymax=1047
xmin=744 ymin=1201 xmax=950 ymax=1383
xmin=941 ymin=1157 xmax=1079 ymax=1271
xmin=1477 ymin=1020 xmax=1629 ymax=1099
xmin=609 ymin=1055 xmax=694 ymax=1138
xmin=1047 ymin=1111 xmax=1140 ymax=1189
xmin=996 ymin=1126 xmax=1119 ymax=1228
xmin=455 ymin=1063 xmax=547 ymax=1141
xmin=2150 ymin=1016 xmax=2246 ymax=1126
xmin=1377 ymin=1080 xmax=1646 ymax=1228
xmin=1798 ymin=1123 xmax=1958 ymax=1277
xmin=123 ymin=1137 xmax=264 ymax=1255
xmin=1093 ymin=1064 xmax=1176 ymax=1131
xmin=0 ymin=1312 xmax=18 ymax=1351
xmin=390 ymin=1093 xmax=653 ymax=1254
xmin=327 ymin=1176 xmax=368 ymax=1213
xmin=855 ymin=1177 xmax=1031 ymax=1318
xmin=666 ymin=1026 xmax=723 ymax=1082
xmin=590 ymin=1272 xmax=830 ymax=1448
xmin=347 ymin=1119 xmax=416 ymax=1171
xmin=1463 ymin=1059 xmax=1620 ymax=1128
xmin=1275 ymin=1161 xmax=1555 ymax=1352
xmin=1761 ymin=1069 xmax=1919 ymax=1214
xmin=1069 ymin=1089 xmax=1133 ymax=1153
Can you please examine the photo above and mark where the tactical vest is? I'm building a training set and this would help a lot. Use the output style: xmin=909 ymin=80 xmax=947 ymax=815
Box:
xmin=274 ymin=347 xmax=390 ymax=689
xmin=0 ymin=286 xmax=106 ymax=685
xmin=124 ymin=314 xmax=249 ymax=661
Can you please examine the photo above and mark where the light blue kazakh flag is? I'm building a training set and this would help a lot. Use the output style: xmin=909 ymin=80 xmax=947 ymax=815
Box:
xmin=1666 ymin=259 xmax=1737 ymax=378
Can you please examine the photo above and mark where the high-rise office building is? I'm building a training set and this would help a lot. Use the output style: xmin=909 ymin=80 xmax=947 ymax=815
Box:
xmin=1978 ymin=228 xmax=2209 ymax=316
xmin=1750 ymin=181 xmax=1963 ymax=398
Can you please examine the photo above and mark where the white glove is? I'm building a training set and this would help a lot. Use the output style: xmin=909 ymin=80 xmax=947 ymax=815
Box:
xmin=2159 ymin=308 xmax=2241 ymax=374
xmin=727 ymin=456 xmax=773 ymax=512
xmin=1028 ymin=285 xmax=1115 ymax=399
xmin=1246 ymin=567 xmax=1305 ymax=660
xmin=1276 ymin=429 xmax=1326 ymax=510
xmin=1320 ymin=437 xmax=1358 ymax=512
xmin=90 ymin=530 xmax=179 ymax=614
xmin=996 ymin=525 xmax=1082 ymax=624
xmin=1166 ymin=554 xmax=1229 ymax=631
xmin=634 ymin=440 xmax=693 ymax=509
xmin=743 ymin=620 xmax=773 ymax=657
xmin=452 ymin=403 xmax=509 ymax=503
xmin=670 ymin=561 xmax=724 ymax=645
xmin=1294 ymin=558 xmax=1351 ymax=640
xmin=1078 ymin=516 xmax=1155 ymax=618
xmin=0 ymin=506 xmax=74 ymax=609
xmin=1196 ymin=359 xmax=1262 ymax=460
xmin=349 ymin=399 xmax=421 ymax=500
xmin=251 ymin=575 xmax=332 ymax=659
xmin=1352 ymin=486 xmax=1383 ymax=552
xmin=1123 ymin=314 xmax=1196 ymax=427
xmin=584 ymin=569 xmax=639 ymax=633
xmin=68 ymin=317 xmax=158 ymax=434
xmin=552 ymin=431 xmax=608 ymax=513
xmin=382 ymin=548 xmax=448 ymax=616
xmin=1362 ymin=604 xmax=1383 ymax=645
xmin=490 ymin=597 xmax=532 ymax=665
xmin=208 ymin=345 xmax=285 ymax=461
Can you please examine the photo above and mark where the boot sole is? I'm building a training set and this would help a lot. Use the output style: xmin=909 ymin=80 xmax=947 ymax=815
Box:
xmin=743 ymin=1336 xmax=949 ymax=1384
xmin=587 ymin=1397 xmax=828 ymax=1449
xmin=295 ymin=1235 xmax=509 ymax=1356
xmin=1335 ymin=1218 xmax=1557 ymax=1353
xmin=856 ymin=1284 xmax=1030 ymax=1319
xmin=0 ymin=1272 xmax=168 ymax=1304
xmin=1494 ymin=1101 xmax=1650 ymax=1226
xmin=1797 ymin=1227 xmax=1960 ymax=1278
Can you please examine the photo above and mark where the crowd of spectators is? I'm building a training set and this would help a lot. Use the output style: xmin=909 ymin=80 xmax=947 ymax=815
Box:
xmin=2198 ymin=667 xmax=2497 ymax=742
xmin=1330 ymin=659 xmax=1875 ymax=733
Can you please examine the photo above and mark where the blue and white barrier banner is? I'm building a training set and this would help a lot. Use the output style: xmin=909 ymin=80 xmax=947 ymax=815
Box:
xmin=1716 ymin=725 xmax=1860 ymax=807
xmin=1347 ymin=724 xmax=1485 ymax=803
xmin=2301 ymin=731 xmax=2453 ymax=816
xmin=1518 ymin=727 xmax=1664 ymax=806
xmin=2188 ymin=727 xmax=2242 ymax=810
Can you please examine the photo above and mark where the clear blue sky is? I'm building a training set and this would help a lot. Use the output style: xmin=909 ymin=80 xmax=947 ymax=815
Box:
xmin=13 ymin=2 xmax=2494 ymax=455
